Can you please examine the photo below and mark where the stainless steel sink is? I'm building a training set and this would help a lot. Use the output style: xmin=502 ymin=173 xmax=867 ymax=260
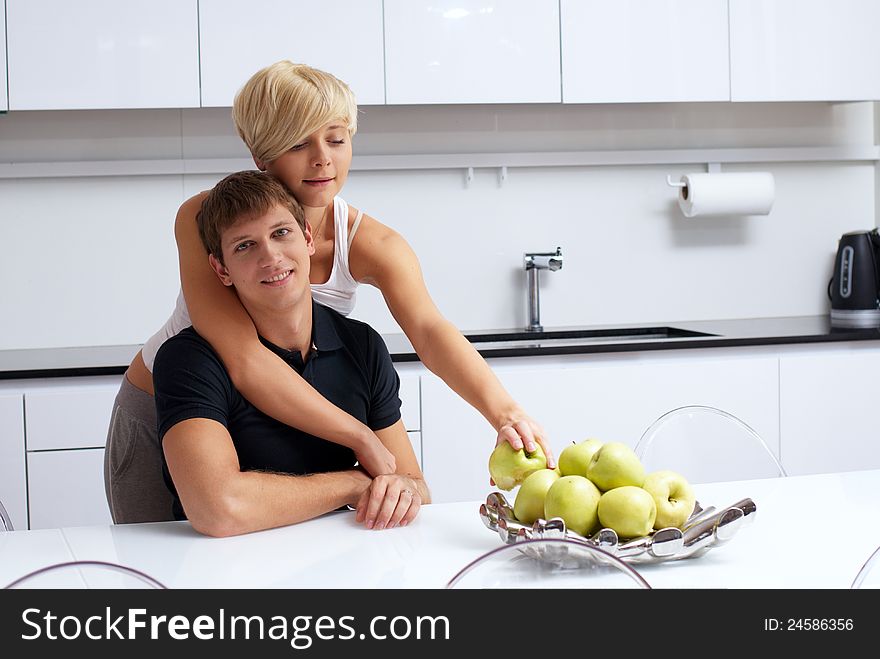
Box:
xmin=464 ymin=326 xmax=717 ymax=350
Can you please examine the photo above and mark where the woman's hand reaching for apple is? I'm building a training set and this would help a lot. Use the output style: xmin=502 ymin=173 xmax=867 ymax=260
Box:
xmin=355 ymin=474 xmax=424 ymax=530
xmin=492 ymin=411 xmax=556 ymax=485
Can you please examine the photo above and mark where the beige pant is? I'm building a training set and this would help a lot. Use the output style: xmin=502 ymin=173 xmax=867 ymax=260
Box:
xmin=103 ymin=377 xmax=175 ymax=524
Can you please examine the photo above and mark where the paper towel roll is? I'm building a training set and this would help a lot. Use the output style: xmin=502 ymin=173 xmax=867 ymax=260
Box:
xmin=677 ymin=172 xmax=775 ymax=218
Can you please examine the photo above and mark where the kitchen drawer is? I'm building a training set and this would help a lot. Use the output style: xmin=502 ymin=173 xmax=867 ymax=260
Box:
xmin=25 ymin=381 xmax=120 ymax=450
xmin=27 ymin=448 xmax=111 ymax=530
xmin=398 ymin=375 xmax=420 ymax=431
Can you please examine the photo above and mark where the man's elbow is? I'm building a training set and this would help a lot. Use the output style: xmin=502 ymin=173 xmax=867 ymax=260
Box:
xmin=223 ymin=351 xmax=262 ymax=391
xmin=185 ymin=492 xmax=250 ymax=538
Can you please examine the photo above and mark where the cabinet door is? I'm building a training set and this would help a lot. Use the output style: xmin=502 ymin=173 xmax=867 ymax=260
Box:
xmin=397 ymin=374 xmax=421 ymax=431
xmin=730 ymin=0 xmax=880 ymax=101
xmin=561 ymin=0 xmax=729 ymax=103
xmin=24 ymin=379 xmax=121 ymax=451
xmin=6 ymin=0 xmax=200 ymax=110
xmin=27 ymin=448 xmax=111 ymax=530
xmin=199 ymin=0 xmax=384 ymax=107
xmin=422 ymin=356 xmax=779 ymax=503
xmin=0 ymin=394 xmax=26 ymax=531
xmin=384 ymin=0 xmax=561 ymax=104
xmin=780 ymin=350 xmax=880 ymax=476
xmin=0 ymin=1 xmax=7 ymax=111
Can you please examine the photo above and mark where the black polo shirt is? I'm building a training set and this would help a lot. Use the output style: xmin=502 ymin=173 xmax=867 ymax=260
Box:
xmin=153 ymin=301 xmax=402 ymax=520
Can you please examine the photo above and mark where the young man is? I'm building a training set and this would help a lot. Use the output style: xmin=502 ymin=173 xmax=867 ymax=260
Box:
xmin=153 ymin=171 xmax=429 ymax=537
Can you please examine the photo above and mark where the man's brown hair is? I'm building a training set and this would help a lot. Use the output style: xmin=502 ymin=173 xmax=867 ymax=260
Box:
xmin=197 ymin=170 xmax=306 ymax=265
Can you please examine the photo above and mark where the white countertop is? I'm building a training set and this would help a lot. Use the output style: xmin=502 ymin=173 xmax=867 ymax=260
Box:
xmin=3 ymin=470 xmax=879 ymax=589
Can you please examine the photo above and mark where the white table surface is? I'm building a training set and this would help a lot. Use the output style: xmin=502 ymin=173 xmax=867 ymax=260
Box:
xmin=0 ymin=528 xmax=79 ymax=587
xmin=3 ymin=470 xmax=879 ymax=589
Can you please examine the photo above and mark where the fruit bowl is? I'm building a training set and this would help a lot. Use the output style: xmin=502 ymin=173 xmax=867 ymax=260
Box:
xmin=479 ymin=491 xmax=756 ymax=566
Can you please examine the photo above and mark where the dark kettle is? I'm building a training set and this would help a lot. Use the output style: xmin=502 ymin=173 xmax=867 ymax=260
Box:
xmin=828 ymin=228 xmax=880 ymax=328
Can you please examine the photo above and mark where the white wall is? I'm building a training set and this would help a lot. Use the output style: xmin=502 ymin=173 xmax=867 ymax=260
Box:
xmin=0 ymin=101 xmax=876 ymax=349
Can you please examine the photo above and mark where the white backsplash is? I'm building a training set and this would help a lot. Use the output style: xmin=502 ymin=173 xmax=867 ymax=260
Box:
xmin=0 ymin=102 xmax=876 ymax=349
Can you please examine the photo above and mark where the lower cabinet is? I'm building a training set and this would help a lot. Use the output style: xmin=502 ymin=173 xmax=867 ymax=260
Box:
xmin=0 ymin=393 xmax=27 ymax=531
xmin=5 ymin=371 xmax=423 ymax=530
xmin=422 ymin=354 xmax=780 ymax=503
xmin=21 ymin=375 xmax=121 ymax=530
xmin=4 ymin=343 xmax=880 ymax=525
xmin=27 ymin=448 xmax=111 ymax=529
xmin=780 ymin=348 xmax=880 ymax=476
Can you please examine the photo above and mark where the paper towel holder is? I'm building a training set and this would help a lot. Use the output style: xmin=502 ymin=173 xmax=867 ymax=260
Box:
xmin=666 ymin=163 xmax=723 ymax=189
xmin=666 ymin=163 xmax=722 ymax=197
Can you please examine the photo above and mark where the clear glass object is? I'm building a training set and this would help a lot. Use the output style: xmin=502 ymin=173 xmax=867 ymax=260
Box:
xmin=4 ymin=561 xmax=167 ymax=589
xmin=445 ymin=538 xmax=651 ymax=589
xmin=634 ymin=405 xmax=786 ymax=484
xmin=0 ymin=499 xmax=12 ymax=532
xmin=851 ymin=545 xmax=880 ymax=589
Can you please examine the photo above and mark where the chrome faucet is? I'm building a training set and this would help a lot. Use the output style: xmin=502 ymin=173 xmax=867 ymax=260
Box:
xmin=523 ymin=247 xmax=563 ymax=332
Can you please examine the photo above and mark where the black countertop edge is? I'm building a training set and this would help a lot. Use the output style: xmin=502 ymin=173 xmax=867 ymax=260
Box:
xmin=2 ymin=315 xmax=880 ymax=380
xmin=0 ymin=366 xmax=129 ymax=380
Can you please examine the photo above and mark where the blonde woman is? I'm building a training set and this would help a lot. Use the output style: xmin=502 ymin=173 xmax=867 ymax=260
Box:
xmin=104 ymin=61 xmax=553 ymax=524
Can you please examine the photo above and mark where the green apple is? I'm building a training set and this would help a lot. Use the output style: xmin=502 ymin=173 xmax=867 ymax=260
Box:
xmin=586 ymin=441 xmax=645 ymax=491
xmin=488 ymin=443 xmax=547 ymax=491
xmin=642 ymin=470 xmax=696 ymax=530
xmin=514 ymin=468 xmax=561 ymax=524
xmin=597 ymin=486 xmax=657 ymax=538
xmin=558 ymin=438 xmax=604 ymax=477
xmin=543 ymin=475 xmax=602 ymax=537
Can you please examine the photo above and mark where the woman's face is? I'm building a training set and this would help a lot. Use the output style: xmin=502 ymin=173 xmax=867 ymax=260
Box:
xmin=264 ymin=121 xmax=353 ymax=210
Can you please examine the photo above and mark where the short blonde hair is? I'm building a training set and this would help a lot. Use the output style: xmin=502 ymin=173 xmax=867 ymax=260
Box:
xmin=232 ymin=60 xmax=358 ymax=164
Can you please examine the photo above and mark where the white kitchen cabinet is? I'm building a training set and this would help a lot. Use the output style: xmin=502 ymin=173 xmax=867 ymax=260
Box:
xmin=198 ymin=0 xmax=385 ymax=107
xmin=730 ymin=0 xmax=880 ymax=101
xmin=6 ymin=0 xmax=200 ymax=110
xmin=780 ymin=349 xmax=880 ymax=476
xmin=0 ymin=2 xmax=8 ymax=112
xmin=397 ymin=374 xmax=420 ymax=431
xmin=0 ymin=394 xmax=26 ymax=531
xmin=561 ymin=0 xmax=729 ymax=103
xmin=27 ymin=448 xmax=111 ymax=530
xmin=9 ymin=370 xmax=417 ymax=529
xmin=421 ymin=354 xmax=780 ymax=503
xmin=24 ymin=379 xmax=121 ymax=451
xmin=384 ymin=0 xmax=561 ymax=104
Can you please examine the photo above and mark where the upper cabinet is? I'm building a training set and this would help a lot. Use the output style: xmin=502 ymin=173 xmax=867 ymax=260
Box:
xmin=3 ymin=1 xmax=879 ymax=111
xmin=0 ymin=1 xmax=7 ymax=112
xmin=6 ymin=0 xmax=200 ymax=110
xmin=384 ymin=0 xmax=561 ymax=104
xmin=730 ymin=0 xmax=880 ymax=101
xmin=561 ymin=0 xmax=730 ymax=103
xmin=198 ymin=0 xmax=385 ymax=107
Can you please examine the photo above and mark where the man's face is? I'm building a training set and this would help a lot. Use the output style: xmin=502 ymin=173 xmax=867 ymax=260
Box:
xmin=261 ymin=121 xmax=353 ymax=209
xmin=210 ymin=204 xmax=314 ymax=313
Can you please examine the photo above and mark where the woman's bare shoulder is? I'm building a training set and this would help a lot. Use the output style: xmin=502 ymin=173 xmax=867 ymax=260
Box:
xmin=347 ymin=206 xmax=417 ymax=284
xmin=347 ymin=204 xmax=397 ymax=241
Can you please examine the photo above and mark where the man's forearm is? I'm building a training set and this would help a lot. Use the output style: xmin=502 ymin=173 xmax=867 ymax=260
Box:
xmin=187 ymin=468 xmax=371 ymax=537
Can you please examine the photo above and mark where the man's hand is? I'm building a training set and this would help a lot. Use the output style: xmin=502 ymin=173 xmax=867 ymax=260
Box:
xmin=492 ymin=411 xmax=556 ymax=485
xmin=355 ymin=474 xmax=423 ymax=530
xmin=354 ymin=432 xmax=397 ymax=477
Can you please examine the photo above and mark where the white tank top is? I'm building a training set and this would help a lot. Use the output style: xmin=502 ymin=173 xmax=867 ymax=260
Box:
xmin=141 ymin=196 xmax=363 ymax=371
